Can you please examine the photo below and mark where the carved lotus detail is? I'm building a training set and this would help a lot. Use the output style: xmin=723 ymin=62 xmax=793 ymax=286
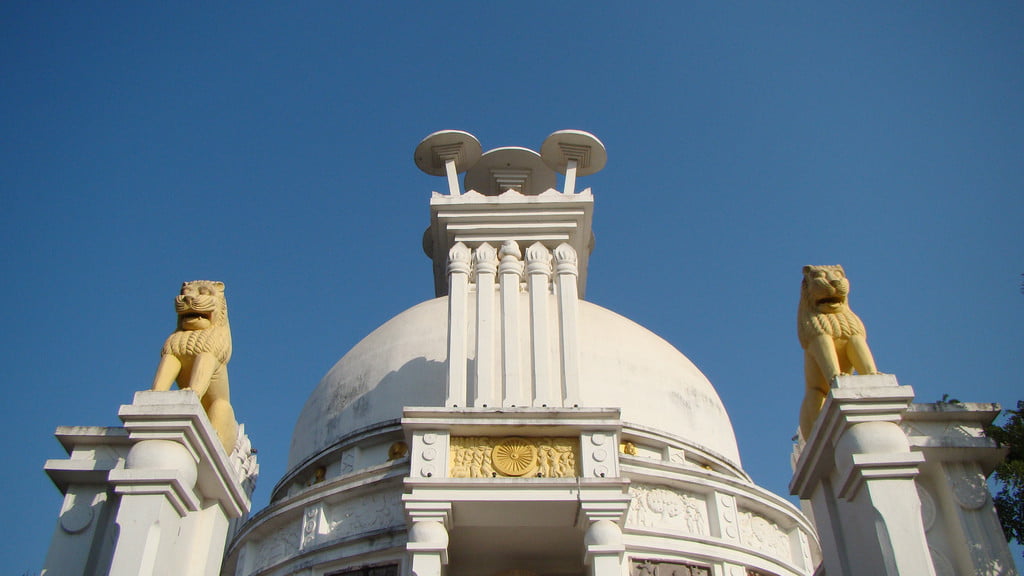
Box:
xmin=491 ymin=438 xmax=538 ymax=476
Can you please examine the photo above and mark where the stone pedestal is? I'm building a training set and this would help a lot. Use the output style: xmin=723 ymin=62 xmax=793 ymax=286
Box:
xmin=791 ymin=375 xmax=1018 ymax=576
xmin=43 ymin=391 xmax=256 ymax=576
xmin=790 ymin=375 xmax=934 ymax=576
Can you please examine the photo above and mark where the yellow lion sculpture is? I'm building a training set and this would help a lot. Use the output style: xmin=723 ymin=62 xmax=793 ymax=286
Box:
xmin=798 ymin=265 xmax=878 ymax=439
xmin=152 ymin=280 xmax=237 ymax=451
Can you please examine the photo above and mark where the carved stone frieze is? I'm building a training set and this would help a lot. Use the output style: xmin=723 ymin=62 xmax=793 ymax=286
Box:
xmin=325 ymin=490 xmax=403 ymax=540
xmin=449 ymin=436 xmax=578 ymax=478
xmin=630 ymin=559 xmax=710 ymax=576
xmin=737 ymin=510 xmax=791 ymax=562
xmin=252 ymin=519 xmax=301 ymax=571
xmin=626 ymin=484 xmax=708 ymax=536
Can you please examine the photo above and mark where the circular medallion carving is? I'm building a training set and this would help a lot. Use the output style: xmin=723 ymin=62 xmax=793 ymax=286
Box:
xmin=593 ymin=448 xmax=607 ymax=462
xmin=60 ymin=503 xmax=94 ymax=534
xmin=422 ymin=447 xmax=437 ymax=461
xmin=590 ymin=434 xmax=608 ymax=446
xmin=422 ymin=433 xmax=438 ymax=445
xmin=491 ymin=438 xmax=538 ymax=477
xmin=420 ymin=465 xmax=435 ymax=477
xmin=951 ymin=471 xmax=988 ymax=510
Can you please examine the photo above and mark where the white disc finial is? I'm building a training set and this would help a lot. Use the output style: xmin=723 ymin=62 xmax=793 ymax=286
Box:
xmin=540 ymin=130 xmax=606 ymax=195
xmin=414 ymin=130 xmax=482 ymax=196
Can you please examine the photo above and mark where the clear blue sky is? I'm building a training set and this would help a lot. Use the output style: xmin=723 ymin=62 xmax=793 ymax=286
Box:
xmin=2 ymin=2 xmax=1022 ymax=572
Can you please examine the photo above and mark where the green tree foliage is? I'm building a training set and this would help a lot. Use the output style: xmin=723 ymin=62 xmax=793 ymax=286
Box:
xmin=985 ymin=401 xmax=1024 ymax=549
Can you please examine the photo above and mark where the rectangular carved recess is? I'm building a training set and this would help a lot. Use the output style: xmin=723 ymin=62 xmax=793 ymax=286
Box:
xmin=327 ymin=564 xmax=399 ymax=576
xmin=449 ymin=436 xmax=579 ymax=478
xmin=630 ymin=559 xmax=710 ymax=576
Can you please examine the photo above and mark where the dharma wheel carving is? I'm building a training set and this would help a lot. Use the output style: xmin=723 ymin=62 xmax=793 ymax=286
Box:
xmin=491 ymin=438 xmax=538 ymax=477
xmin=449 ymin=436 xmax=578 ymax=478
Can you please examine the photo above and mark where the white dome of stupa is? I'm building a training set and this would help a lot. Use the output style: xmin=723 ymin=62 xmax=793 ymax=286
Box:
xmin=287 ymin=296 xmax=740 ymax=473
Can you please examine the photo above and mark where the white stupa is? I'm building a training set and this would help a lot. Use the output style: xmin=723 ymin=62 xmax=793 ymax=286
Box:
xmin=41 ymin=130 xmax=1016 ymax=576
xmin=221 ymin=130 xmax=819 ymax=576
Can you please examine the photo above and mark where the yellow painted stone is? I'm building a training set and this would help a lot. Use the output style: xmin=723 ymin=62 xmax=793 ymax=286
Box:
xmin=798 ymin=265 xmax=879 ymax=439
xmin=449 ymin=436 xmax=578 ymax=478
xmin=151 ymin=280 xmax=238 ymax=452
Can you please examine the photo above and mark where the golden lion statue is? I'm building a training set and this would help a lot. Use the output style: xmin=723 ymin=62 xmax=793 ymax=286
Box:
xmin=152 ymin=280 xmax=237 ymax=451
xmin=798 ymin=265 xmax=878 ymax=438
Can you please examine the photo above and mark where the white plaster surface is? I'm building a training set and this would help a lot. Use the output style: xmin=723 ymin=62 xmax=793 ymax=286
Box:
xmin=288 ymin=296 xmax=740 ymax=471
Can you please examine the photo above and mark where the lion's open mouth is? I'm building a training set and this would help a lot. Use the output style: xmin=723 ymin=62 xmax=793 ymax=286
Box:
xmin=181 ymin=312 xmax=211 ymax=322
xmin=815 ymin=297 xmax=844 ymax=307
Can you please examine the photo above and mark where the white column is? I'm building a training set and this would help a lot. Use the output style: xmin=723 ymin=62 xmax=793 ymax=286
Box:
xmin=525 ymin=242 xmax=555 ymax=407
xmin=791 ymin=375 xmax=934 ymax=576
xmin=405 ymin=504 xmax=451 ymax=576
xmin=498 ymin=240 xmax=525 ymax=407
xmin=42 ymin=427 xmax=130 ymax=576
xmin=446 ymin=242 xmax=471 ymax=407
xmin=553 ymin=242 xmax=581 ymax=408
xmin=473 ymin=243 xmax=498 ymax=407
xmin=108 ymin=439 xmax=199 ymax=576
xmin=107 ymin=391 xmax=251 ymax=576
xmin=940 ymin=460 xmax=1017 ymax=574
xmin=583 ymin=520 xmax=625 ymax=576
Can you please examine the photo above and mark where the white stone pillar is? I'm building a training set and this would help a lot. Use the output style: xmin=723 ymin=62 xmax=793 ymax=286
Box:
xmin=42 ymin=427 xmax=131 ymax=576
xmin=404 ymin=503 xmax=452 ymax=576
xmin=791 ymin=375 xmax=934 ymax=576
xmin=108 ymin=439 xmax=199 ymax=576
xmin=553 ymin=242 xmax=581 ymax=408
xmin=578 ymin=488 xmax=630 ymax=576
xmin=473 ymin=242 xmax=498 ymax=407
xmin=525 ymin=242 xmax=555 ymax=407
xmin=583 ymin=520 xmax=625 ymax=576
xmin=446 ymin=242 xmax=471 ymax=407
xmin=498 ymin=240 xmax=525 ymax=407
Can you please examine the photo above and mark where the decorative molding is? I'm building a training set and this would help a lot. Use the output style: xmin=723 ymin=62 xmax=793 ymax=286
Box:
xmin=498 ymin=240 xmax=524 ymax=277
xmin=301 ymin=502 xmax=324 ymax=550
xmin=449 ymin=436 xmax=577 ymax=478
xmin=447 ymin=242 xmax=472 ymax=276
xmin=473 ymin=242 xmax=498 ymax=276
xmin=229 ymin=424 xmax=259 ymax=497
xmin=718 ymin=493 xmax=739 ymax=541
xmin=625 ymin=483 xmax=708 ymax=536
xmin=524 ymin=242 xmax=553 ymax=278
xmin=340 ymin=450 xmax=355 ymax=475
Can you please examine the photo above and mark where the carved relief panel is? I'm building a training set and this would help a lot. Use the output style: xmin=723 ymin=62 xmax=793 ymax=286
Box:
xmin=449 ymin=436 xmax=578 ymax=478
xmin=626 ymin=483 xmax=709 ymax=536
xmin=630 ymin=559 xmax=710 ymax=576
xmin=736 ymin=510 xmax=791 ymax=563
